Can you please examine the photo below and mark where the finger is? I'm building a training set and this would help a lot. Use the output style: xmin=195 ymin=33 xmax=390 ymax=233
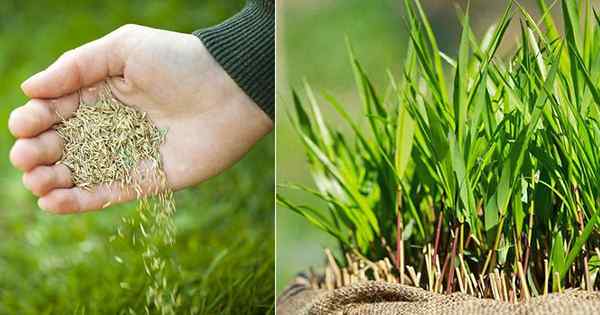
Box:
xmin=20 ymin=24 xmax=136 ymax=98
xmin=22 ymin=164 xmax=73 ymax=197
xmin=9 ymin=81 xmax=109 ymax=138
xmin=9 ymin=130 xmax=63 ymax=171
xmin=37 ymin=160 xmax=167 ymax=214
xmin=38 ymin=184 xmax=136 ymax=214
xmin=8 ymin=94 xmax=79 ymax=138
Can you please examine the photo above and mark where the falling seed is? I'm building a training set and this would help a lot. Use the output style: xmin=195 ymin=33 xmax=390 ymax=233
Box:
xmin=55 ymin=82 xmax=177 ymax=314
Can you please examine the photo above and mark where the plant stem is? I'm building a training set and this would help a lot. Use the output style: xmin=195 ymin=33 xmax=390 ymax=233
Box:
xmin=396 ymin=188 xmax=405 ymax=284
xmin=446 ymin=226 xmax=460 ymax=294
xmin=482 ymin=215 xmax=505 ymax=275
xmin=433 ymin=198 xmax=445 ymax=260
xmin=523 ymin=202 xmax=534 ymax=275
xmin=517 ymin=260 xmax=530 ymax=301
xmin=574 ymin=187 xmax=591 ymax=290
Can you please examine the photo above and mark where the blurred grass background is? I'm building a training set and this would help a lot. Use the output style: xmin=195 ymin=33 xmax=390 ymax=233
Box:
xmin=0 ymin=1 xmax=274 ymax=314
xmin=276 ymin=0 xmax=566 ymax=293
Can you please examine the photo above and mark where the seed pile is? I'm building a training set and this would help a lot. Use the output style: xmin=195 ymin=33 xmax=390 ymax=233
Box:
xmin=55 ymin=82 xmax=178 ymax=314
xmin=56 ymin=84 xmax=166 ymax=191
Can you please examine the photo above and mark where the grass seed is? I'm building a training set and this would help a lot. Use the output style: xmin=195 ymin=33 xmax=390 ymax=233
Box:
xmin=55 ymin=82 xmax=178 ymax=314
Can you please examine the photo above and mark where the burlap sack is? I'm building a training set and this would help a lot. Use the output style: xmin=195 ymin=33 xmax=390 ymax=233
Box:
xmin=277 ymin=277 xmax=600 ymax=315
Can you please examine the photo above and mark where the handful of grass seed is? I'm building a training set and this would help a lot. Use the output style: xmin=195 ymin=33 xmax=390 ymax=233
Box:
xmin=56 ymin=84 xmax=166 ymax=191
xmin=55 ymin=82 xmax=179 ymax=314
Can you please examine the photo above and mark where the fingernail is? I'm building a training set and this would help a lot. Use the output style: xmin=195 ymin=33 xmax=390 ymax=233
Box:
xmin=21 ymin=174 xmax=31 ymax=191
xmin=38 ymin=198 xmax=51 ymax=212
xmin=21 ymin=70 xmax=46 ymax=89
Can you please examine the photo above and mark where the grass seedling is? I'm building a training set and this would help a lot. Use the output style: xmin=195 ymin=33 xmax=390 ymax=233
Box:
xmin=279 ymin=0 xmax=600 ymax=300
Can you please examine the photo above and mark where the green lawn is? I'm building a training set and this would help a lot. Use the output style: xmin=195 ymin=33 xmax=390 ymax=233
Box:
xmin=0 ymin=1 xmax=274 ymax=314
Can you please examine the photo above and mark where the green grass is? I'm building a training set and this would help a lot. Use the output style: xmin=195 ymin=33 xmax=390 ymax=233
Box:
xmin=0 ymin=138 xmax=274 ymax=315
xmin=280 ymin=0 xmax=600 ymax=300
xmin=275 ymin=0 xmax=410 ymax=294
xmin=0 ymin=1 xmax=274 ymax=314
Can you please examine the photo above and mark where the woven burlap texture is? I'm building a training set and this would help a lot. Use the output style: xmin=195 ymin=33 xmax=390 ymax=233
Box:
xmin=277 ymin=280 xmax=600 ymax=315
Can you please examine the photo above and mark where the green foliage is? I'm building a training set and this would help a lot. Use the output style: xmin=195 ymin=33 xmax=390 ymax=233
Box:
xmin=0 ymin=137 xmax=274 ymax=315
xmin=0 ymin=1 xmax=274 ymax=314
xmin=279 ymin=0 xmax=600 ymax=294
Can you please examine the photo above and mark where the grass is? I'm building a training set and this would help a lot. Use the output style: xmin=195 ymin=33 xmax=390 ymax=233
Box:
xmin=0 ymin=135 xmax=274 ymax=314
xmin=280 ymin=0 xmax=600 ymax=301
xmin=276 ymin=0 xmax=410 ymax=293
xmin=0 ymin=1 xmax=274 ymax=314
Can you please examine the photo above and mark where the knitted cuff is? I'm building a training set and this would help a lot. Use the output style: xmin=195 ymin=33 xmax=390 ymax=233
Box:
xmin=194 ymin=0 xmax=275 ymax=120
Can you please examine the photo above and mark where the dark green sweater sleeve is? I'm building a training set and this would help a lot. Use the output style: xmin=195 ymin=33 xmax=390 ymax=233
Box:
xmin=193 ymin=0 xmax=275 ymax=120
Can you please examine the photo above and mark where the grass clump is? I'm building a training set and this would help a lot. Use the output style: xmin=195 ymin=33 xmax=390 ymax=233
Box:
xmin=280 ymin=0 xmax=600 ymax=302
xmin=55 ymin=82 xmax=178 ymax=314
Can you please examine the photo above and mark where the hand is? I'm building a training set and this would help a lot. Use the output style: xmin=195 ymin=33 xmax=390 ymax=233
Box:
xmin=8 ymin=24 xmax=273 ymax=214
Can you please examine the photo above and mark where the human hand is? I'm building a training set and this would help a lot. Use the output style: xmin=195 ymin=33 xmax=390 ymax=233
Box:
xmin=8 ymin=24 xmax=273 ymax=214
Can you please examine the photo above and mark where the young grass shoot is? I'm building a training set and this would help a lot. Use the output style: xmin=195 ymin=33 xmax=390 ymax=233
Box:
xmin=279 ymin=0 xmax=600 ymax=301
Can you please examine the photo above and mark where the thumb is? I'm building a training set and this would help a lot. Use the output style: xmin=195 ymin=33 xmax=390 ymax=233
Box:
xmin=21 ymin=25 xmax=133 ymax=99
